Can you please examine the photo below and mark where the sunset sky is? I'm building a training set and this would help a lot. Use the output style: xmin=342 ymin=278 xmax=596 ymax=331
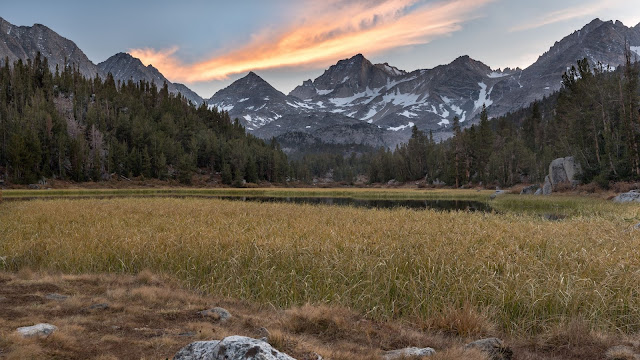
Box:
xmin=3 ymin=0 xmax=640 ymax=97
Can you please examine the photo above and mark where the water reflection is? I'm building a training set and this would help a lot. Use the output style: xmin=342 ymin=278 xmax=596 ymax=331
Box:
xmin=5 ymin=194 xmax=492 ymax=212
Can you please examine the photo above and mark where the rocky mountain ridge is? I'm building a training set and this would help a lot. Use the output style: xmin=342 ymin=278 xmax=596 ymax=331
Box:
xmin=207 ymin=18 xmax=640 ymax=148
xmin=2 ymin=16 xmax=639 ymax=149
xmin=97 ymin=53 xmax=203 ymax=105
xmin=0 ymin=17 xmax=203 ymax=105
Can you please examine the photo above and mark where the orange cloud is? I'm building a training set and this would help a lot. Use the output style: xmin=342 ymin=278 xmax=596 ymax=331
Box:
xmin=130 ymin=0 xmax=493 ymax=83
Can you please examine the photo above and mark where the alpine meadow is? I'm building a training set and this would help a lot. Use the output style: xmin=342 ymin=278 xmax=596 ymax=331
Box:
xmin=2 ymin=2 xmax=640 ymax=360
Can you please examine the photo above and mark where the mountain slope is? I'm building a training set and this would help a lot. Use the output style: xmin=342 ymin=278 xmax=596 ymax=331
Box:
xmin=0 ymin=17 xmax=203 ymax=106
xmin=214 ymin=18 xmax=640 ymax=147
xmin=0 ymin=16 xmax=98 ymax=77
xmin=493 ymin=18 xmax=640 ymax=113
xmin=212 ymin=54 xmax=516 ymax=147
xmin=208 ymin=72 xmax=308 ymax=130
xmin=97 ymin=53 xmax=203 ymax=105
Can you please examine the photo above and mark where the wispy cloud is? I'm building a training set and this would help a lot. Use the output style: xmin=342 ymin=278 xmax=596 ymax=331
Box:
xmin=130 ymin=0 xmax=493 ymax=83
xmin=509 ymin=0 xmax=621 ymax=32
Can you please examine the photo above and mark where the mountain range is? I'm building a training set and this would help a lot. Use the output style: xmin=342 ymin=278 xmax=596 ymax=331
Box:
xmin=0 ymin=16 xmax=203 ymax=106
xmin=1 ymin=16 xmax=639 ymax=149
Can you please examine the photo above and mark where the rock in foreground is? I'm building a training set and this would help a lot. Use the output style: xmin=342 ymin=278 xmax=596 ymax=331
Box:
xmin=383 ymin=346 xmax=436 ymax=359
xmin=198 ymin=307 xmax=232 ymax=322
xmin=613 ymin=190 xmax=640 ymax=203
xmin=174 ymin=336 xmax=296 ymax=360
xmin=16 ymin=323 xmax=57 ymax=338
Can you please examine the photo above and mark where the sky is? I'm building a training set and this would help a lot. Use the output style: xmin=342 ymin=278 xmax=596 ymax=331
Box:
xmin=3 ymin=0 xmax=640 ymax=98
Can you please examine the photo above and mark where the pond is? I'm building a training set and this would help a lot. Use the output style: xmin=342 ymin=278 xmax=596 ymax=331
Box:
xmin=3 ymin=194 xmax=493 ymax=212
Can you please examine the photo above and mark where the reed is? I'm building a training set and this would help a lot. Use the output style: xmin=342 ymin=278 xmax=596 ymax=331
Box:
xmin=1 ymin=194 xmax=639 ymax=335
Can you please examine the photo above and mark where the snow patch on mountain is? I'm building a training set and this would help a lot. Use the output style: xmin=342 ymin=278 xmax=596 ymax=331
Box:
xmin=329 ymin=87 xmax=381 ymax=107
xmin=474 ymin=82 xmax=493 ymax=110
xmin=631 ymin=46 xmax=640 ymax=57
xmin=487 ymin=71 xmax=508 ymax=78
xmin=215 ymin=103 xmax=234 ymax=112
xmin=400 ymin=110 xmax=418 ymax=118
xmin=388 ymin=122 xmax=414 ymax=131
xmin=382 ymin=89 xmax=421 ymax=106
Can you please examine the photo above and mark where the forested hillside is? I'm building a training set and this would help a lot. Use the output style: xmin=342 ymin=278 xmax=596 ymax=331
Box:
xmin=2 ymin=50 xmax=639 ymax=188
xmin=359 ymin=51 xmax=640 ymax=188
xmin=0 ymin=53 xmax=289 ymax=185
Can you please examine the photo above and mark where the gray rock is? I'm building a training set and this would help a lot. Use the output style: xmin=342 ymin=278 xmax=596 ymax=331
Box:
xmin=542 ymin=175 xmax=552 ymax=195
xmin=464 ymin=338 xmax=512 ymax=360
xmin=613 ymin=190 xmax=640 ymax=203
xmin=549 ymin=156 xmax=582 ymax=188
xmin=16 ymin=323 xmax=57 ymax=338
xmin=383 ymin=347 xmax=436 ymax=359
xmin=173 ymin=335 xmax=296 ymax=360
xmin=27 ymin=184 xmax=40 ymax=190
xmin=198 ymin=307 xmax=232 ymax=322
xmin=45 ymin=293 xmax=69 ymax=301
xmin=534 ymin=188 xmax=542 ymax=196
xmin=490 ymin=190 xmax=507 ymax=200
xmin=520 ymin=184 xmax=539 ymax=195
xmin=87 ymin=303 xmax=109 ymax=310
xmin=563 ymin=157 xmax=582 ymax=185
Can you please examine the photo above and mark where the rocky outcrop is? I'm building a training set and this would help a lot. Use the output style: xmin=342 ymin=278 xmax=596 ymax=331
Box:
xmin=464 ymin=338 xmax=512 ymax=360
xmin=16 ymin=323 xmax=57 ymax=338
xmin=383 ymin=347 xmax=436 ymax=359
xmin=173 ymin=336 xmax=295 ymax=360
xmin=549 ymin=157 xmax=582 ymax=188
xmin=520 ymin=184 xmax=539 ymax=195
xmin=613 ymin=190 xmax=640 ymax=203
xmin=540 ymin=156 xmax=582 ymax=195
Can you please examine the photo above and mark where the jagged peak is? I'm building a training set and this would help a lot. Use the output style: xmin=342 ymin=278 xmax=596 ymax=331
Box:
xmin=334 ymin=53 xmax=370 ymax=67
xmin=449 ymin=55 xmax=485 ymax=67
xmin=374 ymin=62 xmax=406 ymax=76
xmin=243 ymin=71 xmax=267 ymax=82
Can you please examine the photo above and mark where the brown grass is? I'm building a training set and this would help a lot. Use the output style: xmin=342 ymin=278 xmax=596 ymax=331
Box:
xmin=0 ymin=271 xmax=637 ymax=359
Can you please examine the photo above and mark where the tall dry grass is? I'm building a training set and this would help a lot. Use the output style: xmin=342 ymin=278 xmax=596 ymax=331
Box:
xmin=1 ymin=196 xmax=640 ymax=335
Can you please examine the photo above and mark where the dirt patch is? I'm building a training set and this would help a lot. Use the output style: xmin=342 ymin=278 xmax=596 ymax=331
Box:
xmin=0 ymin=271 xmax=633 ymax=360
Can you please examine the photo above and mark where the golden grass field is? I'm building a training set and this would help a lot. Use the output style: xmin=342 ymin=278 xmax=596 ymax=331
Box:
xmin=1 ymin=189 xmax=640 ymax=359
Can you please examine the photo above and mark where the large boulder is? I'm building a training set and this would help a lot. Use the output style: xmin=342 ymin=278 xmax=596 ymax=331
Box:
xmin=613 ymin=190 xmax=640 ymax=203
xmin=173 ymin=336 xmax=296 ymax=360
xmin=549 ymin=157 xmax=582 ymax=188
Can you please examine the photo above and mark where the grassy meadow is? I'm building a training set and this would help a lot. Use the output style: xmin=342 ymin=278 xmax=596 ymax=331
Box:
xmin=1 ymin=189 xmax=640 ymax=338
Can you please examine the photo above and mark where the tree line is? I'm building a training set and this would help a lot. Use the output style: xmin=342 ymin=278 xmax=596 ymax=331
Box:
xmin=308 ymin=50 xmax=640 ymax=188
xmin=2 ymin=50 xmax=639 ymax=188
xmin=0 ymin=53 xmax=290 ymax=185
